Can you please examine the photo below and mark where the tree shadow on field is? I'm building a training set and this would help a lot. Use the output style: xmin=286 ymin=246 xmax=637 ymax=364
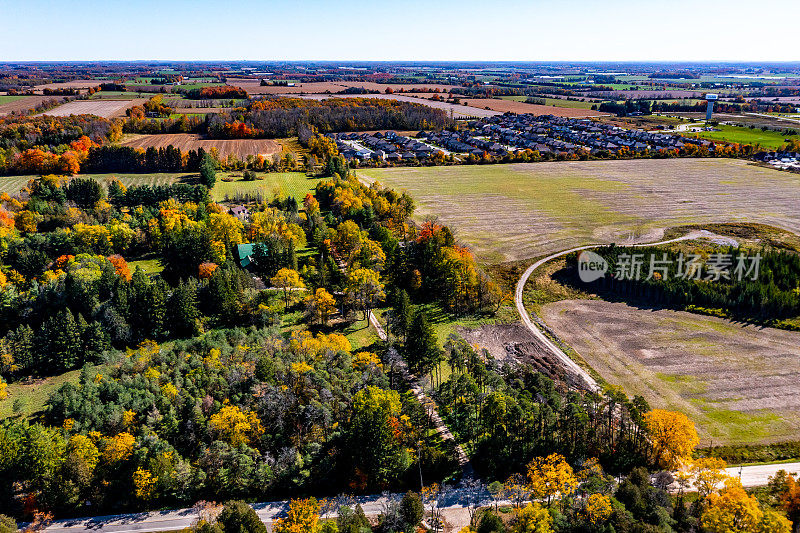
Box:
xmin=550 ymin=266 xmax=760 ymax=330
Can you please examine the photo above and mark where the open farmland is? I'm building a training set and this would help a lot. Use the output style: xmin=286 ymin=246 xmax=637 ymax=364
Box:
xmin=227 ymin=80 xmax=347 ymax=95
xmin=41 ymin=98 xmax=147 ymax=118
xmin=33 ymin=79 xmax=103 ymax=93
xmin=0 ymin=173 xmax=191 ymax=196
xmin=121 ymin=133 xmax=283 ymax=158
xmin=682 ymin=124 xmax=800 ymax=150
xmin=541 ymin=300 xmax=800 ymax=445
xmin=0 ymin=95 xmax=67 ymax=115
xmin=359 ymin=159 xmax=800 ymax=263
xmin=298 ymin=93 xmax=499 ymax=118
xmin=454 ymin=97 xmax=607 ymax=117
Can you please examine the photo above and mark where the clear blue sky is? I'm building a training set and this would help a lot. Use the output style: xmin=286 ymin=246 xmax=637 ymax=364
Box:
xmin=1 ymin=0 xmax=797 ymax=62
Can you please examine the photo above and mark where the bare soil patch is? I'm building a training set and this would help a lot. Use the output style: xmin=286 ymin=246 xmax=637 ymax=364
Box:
xmin=541 ymin=299 xmax=800 ymax=445
xmin=41 ymin=99 xmax=147 ymax=118
xmin=457 ymin=322 xmax=585 ymax=388
xmin=121 ymin=133 xmax=282 ymax=158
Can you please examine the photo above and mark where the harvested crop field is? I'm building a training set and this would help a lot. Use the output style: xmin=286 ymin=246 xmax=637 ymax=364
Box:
xmin=541 ymin=300 xmax=800 ymax=445
xmin=359 ymin=159 xmax=800 ymax=263
xmin=298 ymin=93 xmax=499 ymax=118
xmin=121 ymin=134 xmax=282 ymax=158
xmin=453 ymin=98 xmax=607 ymax=118
xmin=227 ymin=80 xmax=346 ymax=95
xmin=41 ymin=99 xmax=147 ymax=118
xmin=33 ymin=79 xmax=102 ymax=93
xmin=0 ymin=95 xmax=67 ymax=116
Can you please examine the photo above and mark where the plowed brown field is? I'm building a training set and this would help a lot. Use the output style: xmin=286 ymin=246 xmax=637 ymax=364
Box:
xmin=41 ymin=99 xmax=148 ymax=118
xmin=542 ymin=299 xmax=800 ymax=445
xmin=121 ymin=134 xmax=282 ymax=158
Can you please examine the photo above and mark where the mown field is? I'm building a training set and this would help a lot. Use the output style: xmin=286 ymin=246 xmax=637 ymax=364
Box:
xmin=0 ymin=173 xmax=192 ymax=196
xmin=0 ymin=171 xmax=321 ymax=203
xmin=542 ymin=300 xmax=800 ymax=445
xmin=359 ymin=159 xmax=800 ymax=263
xmin=499 ymin=95 xmax=598 ymax=110
xmin=212 ymin=172 xmax=322 ymax=202
xmin=683 ymin=124 xmax=799 ymax=150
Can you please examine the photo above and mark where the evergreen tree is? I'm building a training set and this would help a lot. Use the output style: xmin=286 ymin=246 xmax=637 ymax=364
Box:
xmin=217 ymin=501 xmax=267 ymax=533
xmin=39 ymin=309 xmax=83 ymax=372
xmin=199 ymin=153 xmax=217 ymax=189
xmin=168 ymin=280 xmax=200 ymax=337
xmin=388 ymin=289 xmax=412 ymax=342
xmin=404 ymin=310 xmax=441 ymax=376
xmin=82 ymin=320 xmax=111 ymax=362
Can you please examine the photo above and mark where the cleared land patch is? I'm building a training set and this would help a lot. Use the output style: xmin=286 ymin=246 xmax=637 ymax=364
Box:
xmin=121 ymin=133 xmax=282 ymax=158
xmin=359 ymin=159 xmax=800 ymax=262
xmin=541 ymin=299 xmax=800 ymax=445
xmin=41 ymin=98 xmax=147 ymax=118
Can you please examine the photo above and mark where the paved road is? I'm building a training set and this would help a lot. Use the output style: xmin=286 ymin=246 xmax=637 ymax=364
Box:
xmin=726 ymin=462 xmax=800 ymax=487
xmin=43 ymin=489 xmax=493 ymax=533
xmin=513 ymin=231 xmax=707 ymax=391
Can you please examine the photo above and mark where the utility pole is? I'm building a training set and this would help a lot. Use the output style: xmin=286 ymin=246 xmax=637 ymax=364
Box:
xmin=417 ymin=441 xmax=424 ymax=490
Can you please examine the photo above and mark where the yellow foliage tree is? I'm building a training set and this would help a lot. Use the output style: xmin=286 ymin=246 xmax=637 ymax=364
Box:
xmin=102 ymin=432 xmax=136 ymax=463
xmin=303 ymin=288 xmax=337 ymax=325
xmin=133 ymin=467 xmax=157 ymax=500
xmin=512 ymin=502 xmax=553 ymax=533
xmin=208 ymin=403 xmax=264 ymax=446
xmin=583 ymin=493 xmax=612 ymax=526
xmin=271 ymin=268 xmax=305 ymax=308
xmin=644 ymin=409 xmax=699 ymax=470
xmin=207 ymin=212 xmax=244 ymax=251
xmin=67 ymin=434 xmax=100 ymax=473
xmin=345 ymin=268 xmax=385 ymax=320
xmin=692 ymin=457 xmax=729 ymax=499
xmin=273 ymin=497 xmax=320 ymax=533
xmin=702 ymin=478 xmax=791 ymax=533
xmin=526 ymin=453 xmax=578 ymax=507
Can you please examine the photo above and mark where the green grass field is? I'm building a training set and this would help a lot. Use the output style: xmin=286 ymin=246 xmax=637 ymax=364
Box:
xmin=0 ymin=95 xmax=29 ymax=104
xmin=499 ymin=96 xmax=597 ymax=109
xmin=684 ymin=124 xmax=799 ymax=150
xmin=359 ymin=159 xmax=800 ymax=263
xmin=212 ymin=172 xmax=323 ymax=202
xmin=0 ymin=172 xmax=322 ymax=204
xmin=0 ymin=369 xmax=85 ymax=419
xmin=128 ymin=258 xmax=164 ymax=275
xmin=0 ymin=173 xmax=191 ymax=196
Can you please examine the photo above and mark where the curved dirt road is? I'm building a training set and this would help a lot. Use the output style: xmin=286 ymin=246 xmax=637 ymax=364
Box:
xmin=514 ymin=231 xmax=706 ymax=391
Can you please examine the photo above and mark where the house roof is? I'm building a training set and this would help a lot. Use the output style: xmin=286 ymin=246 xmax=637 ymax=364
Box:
xmin=236 ymin=243 xmax=256 ymax=269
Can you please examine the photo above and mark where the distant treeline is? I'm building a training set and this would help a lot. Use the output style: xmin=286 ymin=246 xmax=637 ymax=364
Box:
xmin=206 ymin=97 xmax=453 ymax=139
